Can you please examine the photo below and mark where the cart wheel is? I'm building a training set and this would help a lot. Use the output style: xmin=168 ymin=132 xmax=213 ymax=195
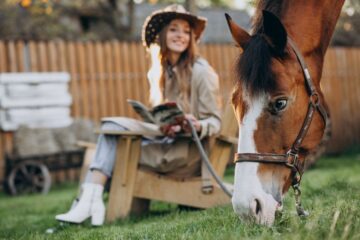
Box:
xmin=7 ymin=160 xmax=51 ymax=195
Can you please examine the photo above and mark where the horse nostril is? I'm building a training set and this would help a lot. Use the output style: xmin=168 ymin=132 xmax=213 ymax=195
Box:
xmin=255 ymin=199 xmax=261 ymax=215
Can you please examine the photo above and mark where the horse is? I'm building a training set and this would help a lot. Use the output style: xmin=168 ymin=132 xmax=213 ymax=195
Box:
xmin=225 ymin=0 xmax=345 ymax=225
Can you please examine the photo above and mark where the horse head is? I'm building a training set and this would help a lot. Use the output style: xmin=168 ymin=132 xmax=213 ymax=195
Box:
xmin=225 ymin=8 xmax=340 ymax=225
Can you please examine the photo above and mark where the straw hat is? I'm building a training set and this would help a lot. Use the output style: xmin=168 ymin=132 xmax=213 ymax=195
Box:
xmin=142 ymin=4 xmax=207 ymax=48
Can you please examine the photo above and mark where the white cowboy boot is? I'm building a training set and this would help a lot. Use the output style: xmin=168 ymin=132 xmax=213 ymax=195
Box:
xmin=55 ymin=183 xmax=105 ymax=226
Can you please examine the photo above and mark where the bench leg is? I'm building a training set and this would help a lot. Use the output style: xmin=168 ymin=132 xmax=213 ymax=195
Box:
xmin=106 ymin=136 xmax=141 ymax=222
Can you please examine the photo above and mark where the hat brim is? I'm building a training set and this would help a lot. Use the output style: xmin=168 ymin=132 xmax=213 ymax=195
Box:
xmin=142 ymin=11 xmax=207 ymax=48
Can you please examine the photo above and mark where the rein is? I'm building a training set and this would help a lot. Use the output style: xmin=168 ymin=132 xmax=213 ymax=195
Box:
xmin=234 ymin=37 xmax=330 ymax=217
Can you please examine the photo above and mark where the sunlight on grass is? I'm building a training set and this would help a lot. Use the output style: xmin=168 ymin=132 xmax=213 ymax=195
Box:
xmin=0 ymin=151 xmax=359 ymax=239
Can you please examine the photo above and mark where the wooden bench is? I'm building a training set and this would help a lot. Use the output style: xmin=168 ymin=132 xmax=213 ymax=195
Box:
xmin=80 ymin=101 xmax=238 ymax=222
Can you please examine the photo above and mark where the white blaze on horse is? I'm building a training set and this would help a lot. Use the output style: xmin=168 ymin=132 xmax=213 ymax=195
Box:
xmin=225 ymin=0 xmax=345 ymax=225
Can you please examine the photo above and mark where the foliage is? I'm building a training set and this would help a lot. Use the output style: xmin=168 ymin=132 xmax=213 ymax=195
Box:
xmin=0 ymin=0 xmax=135 ymax=41
xmin=0 ymin=0 xmax=358 ymax=45
xmin=0 ymin=1 xmax=72 ymax=40
xmin=0 ymin=151 xmax=359 ymax=239
xmin=0 ymin=0 xmax=249 ymax=41
xmin=142 ymin=0 xmax=235 ymax=9
xmin=332 ymin=0 xmax=360 ymax=46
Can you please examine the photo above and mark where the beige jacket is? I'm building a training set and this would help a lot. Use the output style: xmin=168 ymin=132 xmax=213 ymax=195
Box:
xmin=102 ymin=57 xmax=221 ymax=177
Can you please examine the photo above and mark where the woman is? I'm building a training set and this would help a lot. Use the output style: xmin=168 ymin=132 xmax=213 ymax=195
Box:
xmin=55 ymin=4 xmax=221 ymax=226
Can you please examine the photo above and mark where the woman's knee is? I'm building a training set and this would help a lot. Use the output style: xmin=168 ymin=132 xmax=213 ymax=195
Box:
xmin=101 ymin=122 xmax=127 ymax=131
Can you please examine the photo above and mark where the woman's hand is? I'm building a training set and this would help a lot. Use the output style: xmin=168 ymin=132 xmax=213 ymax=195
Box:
xmin=182 ymin=114 xmax=201 ymax=133
xmin=160 ymin=124 xmax=182 ymax=138
xmin=160 ymin=114 xmax=201 ymax=137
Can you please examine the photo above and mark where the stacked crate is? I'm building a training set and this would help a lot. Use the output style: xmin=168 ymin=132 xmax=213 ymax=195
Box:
xmin=0 ymin=72 xmax=72 ymax=131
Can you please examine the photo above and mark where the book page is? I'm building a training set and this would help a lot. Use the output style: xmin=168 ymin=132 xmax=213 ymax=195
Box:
xmin=127 ymin=99 xmax=155 ymax=123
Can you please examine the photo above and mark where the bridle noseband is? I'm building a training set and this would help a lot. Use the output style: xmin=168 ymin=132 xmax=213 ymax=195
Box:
xmin=234 ymin=37 xmax=330 ymax=216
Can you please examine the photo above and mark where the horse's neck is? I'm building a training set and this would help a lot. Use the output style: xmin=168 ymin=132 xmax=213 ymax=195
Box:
xmin=281 ymin=0 xmax=344 ymax=56
xmin=280 ymin=0 xmax=344 ymax=81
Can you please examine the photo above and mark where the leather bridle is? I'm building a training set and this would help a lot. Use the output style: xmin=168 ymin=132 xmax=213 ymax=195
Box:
xmin=233 ymin=37 xmax=330 ymax=216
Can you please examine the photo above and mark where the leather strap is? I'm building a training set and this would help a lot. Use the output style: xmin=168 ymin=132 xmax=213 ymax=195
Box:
xmin=235 ymin=151 xmax=303 ymax=175
xmin=287 ymin=38 xmax=316 ymax=95
xmin=291 ymin=102 xmax=316 ymax=152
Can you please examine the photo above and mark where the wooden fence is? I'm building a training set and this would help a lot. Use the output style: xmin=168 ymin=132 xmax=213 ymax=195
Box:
xmin=0 ymin=40 xmax=359 ymax=186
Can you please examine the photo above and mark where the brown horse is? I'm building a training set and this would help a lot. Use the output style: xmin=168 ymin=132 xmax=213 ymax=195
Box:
xmin=226 ymin=0 xmax=345 ymax=225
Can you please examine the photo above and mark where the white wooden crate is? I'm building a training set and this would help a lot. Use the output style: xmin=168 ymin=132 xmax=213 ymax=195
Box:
xmin=0 ymin=72 xmax=73 ymax=131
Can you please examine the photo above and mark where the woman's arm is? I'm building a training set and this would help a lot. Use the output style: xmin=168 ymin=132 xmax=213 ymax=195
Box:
xmin=194 ymin=63 xmax=222 ymax=139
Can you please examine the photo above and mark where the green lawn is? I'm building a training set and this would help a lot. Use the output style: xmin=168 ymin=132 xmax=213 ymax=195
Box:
xmin=0 ymin=151 xmax=359 ymax=240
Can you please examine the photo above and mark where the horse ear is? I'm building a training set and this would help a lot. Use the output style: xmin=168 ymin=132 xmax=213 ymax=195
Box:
xmin=262 ymin=10 xmax=287 ymax=53
xmin=225 ymin=13 xmax=250 ymax=51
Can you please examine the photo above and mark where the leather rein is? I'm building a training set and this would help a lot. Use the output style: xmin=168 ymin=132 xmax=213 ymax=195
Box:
xmin=233 ymin=37 xmax=330 ymax=216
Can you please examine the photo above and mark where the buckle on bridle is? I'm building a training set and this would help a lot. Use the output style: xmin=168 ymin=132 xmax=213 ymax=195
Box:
xmin=286 ymin=150 xmax=298 ymax=168
xmin=310 ymin=92 xmax=320 ymax=106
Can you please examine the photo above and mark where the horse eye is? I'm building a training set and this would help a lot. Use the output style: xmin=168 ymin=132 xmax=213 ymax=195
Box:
xmin=269 ymin=98 xmax=288 ymax=113
xmin=274 ymin=99 xmax=287 ymax=111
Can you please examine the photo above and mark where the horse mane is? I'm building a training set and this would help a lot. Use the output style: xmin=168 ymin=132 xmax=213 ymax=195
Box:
xmin=235 ymin=0 xmax=284 ymax=97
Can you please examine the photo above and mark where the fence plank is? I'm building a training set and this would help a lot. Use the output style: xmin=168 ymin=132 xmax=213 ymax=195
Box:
xmin=57 ymin=41 xmax=67 ymax=72
xmin=76 ymin=42 xmax=90 ymax=118
xmin=66 ymin=42 xmax=81 ymax=118
xmin=136 ymin=42 xmax=150 ymax=105
xmin=38 ymin=41 xmax=48 ymax=71
xmin=323 ymin=49 xmax=343 ymax=152
xmin=0 ymin=42 xmax=8 ymax=71
xmin=8 ymin=41 xmax=18 ymax=72
xmin=112 ymin=41 xmax=125 ymax=116
xmin=94 ymin=42 xmax=108 ymax=118
xmin=129 ymin=42 xmax=141 ymax=113
xmin=104 ymin=42 xmax=117 ymax=117
xmin=85 ymin=42 xmax=100 ymax=121
xmin=120 ymin=42 xmax=133 ymax=117
xmin=15 ymin=41 xmax=25 ymax=72
xmin=48 ymin=41 xmax=58 ymax=71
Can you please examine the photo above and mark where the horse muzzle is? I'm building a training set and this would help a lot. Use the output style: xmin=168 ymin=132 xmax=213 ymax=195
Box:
xmin=232 ymin=188 xmax=281 ymax=226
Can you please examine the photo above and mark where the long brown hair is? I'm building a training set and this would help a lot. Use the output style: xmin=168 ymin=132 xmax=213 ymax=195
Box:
xmin=147 ymin=19 xmax=198 ymax=112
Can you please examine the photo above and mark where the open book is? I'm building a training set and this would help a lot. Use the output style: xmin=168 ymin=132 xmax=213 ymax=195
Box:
xmin=127 ymin=99 xmax=185 ymax=127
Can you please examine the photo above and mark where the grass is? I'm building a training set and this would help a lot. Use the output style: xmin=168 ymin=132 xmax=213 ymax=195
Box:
xmin=0 ymin=151 xmax=359 ymax=240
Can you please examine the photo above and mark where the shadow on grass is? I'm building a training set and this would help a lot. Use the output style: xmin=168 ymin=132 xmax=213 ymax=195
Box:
xmin=114 ymin=202 xmax=204 ymax=226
